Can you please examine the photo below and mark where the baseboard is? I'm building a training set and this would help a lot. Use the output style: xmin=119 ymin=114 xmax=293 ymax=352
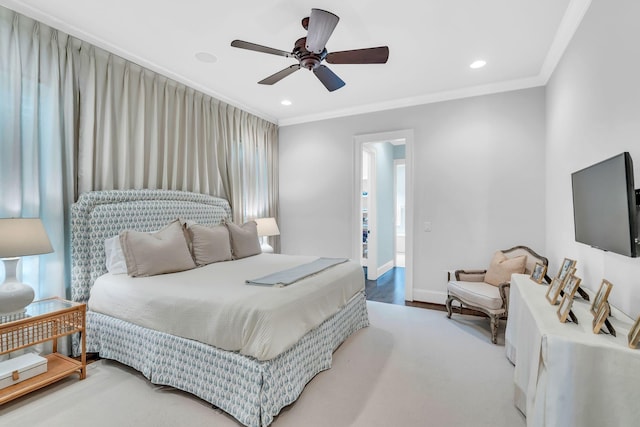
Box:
xmin=411 ymin=289 xmax=448 ymax=305
xmin=377 ymin=260 xmax=394 ymax=277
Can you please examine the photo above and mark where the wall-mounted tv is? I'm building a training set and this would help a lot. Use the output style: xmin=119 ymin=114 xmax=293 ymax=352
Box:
xmin=571 ymin=152 xmax=638 ymax=257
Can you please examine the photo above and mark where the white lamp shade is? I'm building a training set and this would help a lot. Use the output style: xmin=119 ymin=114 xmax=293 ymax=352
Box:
xmin=254 ymin=217 xmax=280 ymax=237
xmin=0 ymin=218 xmax=53 ymax=258
xmin=0 ymin=218 xmax=52 ymax=314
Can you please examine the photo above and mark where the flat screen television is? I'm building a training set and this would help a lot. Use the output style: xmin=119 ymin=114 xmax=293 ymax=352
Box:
xmin=571 ymin=152 xmax=638 ymax=257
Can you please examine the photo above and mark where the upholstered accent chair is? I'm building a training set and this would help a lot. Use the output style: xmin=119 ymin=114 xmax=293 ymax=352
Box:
xmin=446 ymin=245 xmax=548 ymax=344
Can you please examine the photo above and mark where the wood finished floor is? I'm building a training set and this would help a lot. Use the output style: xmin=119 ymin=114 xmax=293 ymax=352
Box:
xmin=364 ymin=267 xmax=406 ymax=305
xmin=365 ymin=267 xmax=484 ymax=315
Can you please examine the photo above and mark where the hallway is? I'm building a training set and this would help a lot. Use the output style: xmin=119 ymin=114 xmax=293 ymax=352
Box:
xmin=364 ymin=267 xmax=405 ymax=305
xmin=364 ymin=267 xmax=451 ymax=313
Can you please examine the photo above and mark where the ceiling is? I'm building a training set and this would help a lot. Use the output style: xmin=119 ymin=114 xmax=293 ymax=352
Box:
xmin=1 ymin=0 xmax=591 ymax=126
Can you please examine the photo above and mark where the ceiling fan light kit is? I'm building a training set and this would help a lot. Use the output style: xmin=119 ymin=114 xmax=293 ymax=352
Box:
xmin=231 ymin=8 xmax=389 ymax=92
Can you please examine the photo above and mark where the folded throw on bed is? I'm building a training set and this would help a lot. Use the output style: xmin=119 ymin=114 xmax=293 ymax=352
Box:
xmin=246 ymin=257 xmax=349 ymax=287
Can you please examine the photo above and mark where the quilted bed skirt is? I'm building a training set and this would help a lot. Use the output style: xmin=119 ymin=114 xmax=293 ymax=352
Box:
xmin=85 ymin=291 xmax=369 ymax=427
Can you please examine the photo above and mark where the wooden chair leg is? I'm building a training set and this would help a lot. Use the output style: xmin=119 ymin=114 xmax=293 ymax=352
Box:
xmin=490 ymin=315 xmax=498 ymax=344
xmin=445 ymin=296 xmax=453 ymax=319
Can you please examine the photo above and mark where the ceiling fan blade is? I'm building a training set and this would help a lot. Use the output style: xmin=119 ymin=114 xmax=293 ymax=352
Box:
xmin=231 ymin=40 xmax=293 ymax=58
xmin=326 ymin=46 xmax=389 ymax=64
xmin=313 ymin=65 xmax=345 ymax=92
xmin=258 ymin=64 xmax=301 ymax=85
xmin=305 ymin=9 xmax=339 ymax=54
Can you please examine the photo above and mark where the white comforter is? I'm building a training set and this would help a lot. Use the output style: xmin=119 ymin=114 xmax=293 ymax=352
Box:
xmin=88 ymin=253 xmax=365 ymax=361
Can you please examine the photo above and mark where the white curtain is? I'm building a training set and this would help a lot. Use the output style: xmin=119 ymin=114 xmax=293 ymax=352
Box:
xmin=0 ymin=9 xmax=76 ymax=300
xmin=73 ymin=39 xmax=279 ymax=234
xmin=1 ymin=4 xmax=280 ymax=304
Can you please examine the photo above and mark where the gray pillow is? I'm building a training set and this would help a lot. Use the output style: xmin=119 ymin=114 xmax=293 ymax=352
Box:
xmin=225 ymin=220 xmax=262 ymax=259
xmin=119 ymin=219 xmax=196 ymax=277
xmin=188 ymin=224 xmax=233 ymax=266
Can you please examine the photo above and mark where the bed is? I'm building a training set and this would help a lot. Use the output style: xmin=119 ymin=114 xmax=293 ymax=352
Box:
xmin=70 ymin=189 xmax=369 ymax=427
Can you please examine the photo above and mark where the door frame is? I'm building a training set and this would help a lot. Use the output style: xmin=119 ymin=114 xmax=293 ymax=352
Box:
xmin=353 ymin=129 xmax=414 ymax=301
xmin=361 ymin=145 xmax=377 ymax=279
xmin=394 ymin=158 xmax=406 ymax=266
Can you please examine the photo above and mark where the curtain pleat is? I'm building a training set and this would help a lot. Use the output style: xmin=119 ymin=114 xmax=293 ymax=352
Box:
xmin=66 ymin=16 xmax=278 ymax=223
xmin=1 ymin=5 xmax=280 ymax=303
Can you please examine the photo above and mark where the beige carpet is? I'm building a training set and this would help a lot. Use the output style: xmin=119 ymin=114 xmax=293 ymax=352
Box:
xmin=0 ymin=302 xmax=525 ymax=427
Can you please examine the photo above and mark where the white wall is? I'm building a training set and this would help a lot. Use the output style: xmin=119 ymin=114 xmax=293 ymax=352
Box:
xmin=279 ymin=87 xmax=546 ymax=303
xmin=546 ymin=0 xmax=640 ymax=318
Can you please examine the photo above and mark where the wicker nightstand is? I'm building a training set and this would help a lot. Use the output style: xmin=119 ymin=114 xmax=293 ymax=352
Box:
xmin=0 ymin=297 xmax=86 ymax=404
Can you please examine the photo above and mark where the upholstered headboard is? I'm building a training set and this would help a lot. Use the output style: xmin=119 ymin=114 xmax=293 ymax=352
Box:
xmin=70 ymin=189 xmax=232 ymax=303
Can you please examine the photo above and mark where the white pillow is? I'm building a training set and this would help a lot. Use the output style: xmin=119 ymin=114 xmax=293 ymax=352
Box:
xmin=104 ymin=235 xmax=127 ymax=274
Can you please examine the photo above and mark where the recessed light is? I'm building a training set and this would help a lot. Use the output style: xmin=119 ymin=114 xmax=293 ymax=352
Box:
xmin=195 ymin=52 xmax=217 ymax=63
xmin=470 ymin=59 xmax=486 ymax=69
xmin=281 ymin=99 xmax=292 ymax=106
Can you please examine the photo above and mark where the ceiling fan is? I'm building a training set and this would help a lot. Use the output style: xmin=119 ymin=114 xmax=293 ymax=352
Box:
xmin=231 ymin=8 xmax=389 ymax=92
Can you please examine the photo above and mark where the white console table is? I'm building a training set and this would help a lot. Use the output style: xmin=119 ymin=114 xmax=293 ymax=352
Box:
xmin=505 ymin=274 xmax=640 ymax=427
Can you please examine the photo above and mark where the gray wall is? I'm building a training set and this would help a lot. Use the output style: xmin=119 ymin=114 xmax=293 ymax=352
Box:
xmin=279 ymin=87 xmax=546 ymax=303
xmin=546 ymin=0 xmax=640 ymax=317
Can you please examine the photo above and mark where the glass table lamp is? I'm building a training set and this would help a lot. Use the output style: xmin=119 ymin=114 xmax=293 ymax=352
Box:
xmin=255 ymin=217 xmax=280 ymax=253
xmin=0 ymin=218 xmax=53 ymax=315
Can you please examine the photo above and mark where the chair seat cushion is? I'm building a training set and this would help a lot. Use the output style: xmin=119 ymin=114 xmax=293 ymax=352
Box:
xmin=447 ymin=280 xmax=504 ymax=311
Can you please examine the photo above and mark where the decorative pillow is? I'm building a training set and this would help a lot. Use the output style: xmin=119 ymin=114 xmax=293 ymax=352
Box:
xmin=177 ymin=217 xmax=197 ymax=254
xmin=119 ymin=220 xmax=196 ymax=277
xmin=484 ymin=251 xmax=526 ymax=286
xmin=104 ymin=235 xmax=127 ymax=274
xmin=225 ymin=220 xmax=262 ymax=259
xmin=188 ymin=224 xmax=233 ymax=266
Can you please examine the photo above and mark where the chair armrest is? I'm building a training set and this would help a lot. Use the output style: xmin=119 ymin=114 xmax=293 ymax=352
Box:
xmin=454 ymin=269 xmax=487 ymax=282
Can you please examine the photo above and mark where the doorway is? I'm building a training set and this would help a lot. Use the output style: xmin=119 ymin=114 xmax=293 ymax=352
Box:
xmin=353 ymin=130 xmax=414 ymax=303
xmin=394 ymin=159 xmax=406 ymax=268
xmin=361 ymin=146 xmax=377 ymax=276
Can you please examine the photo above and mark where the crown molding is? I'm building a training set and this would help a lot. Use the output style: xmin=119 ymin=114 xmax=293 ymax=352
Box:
xmin=2 ymin=0 xmax=591 ymax=128
xmin=278 ymin=75 xmax=546 ymax=127
xmin=279 ymin=0 xmax=592 ymax=127
xmin=539 ymin=0 xmax=592 ymax=83
xmin=0 ymin=0 xmax=279 ymax=124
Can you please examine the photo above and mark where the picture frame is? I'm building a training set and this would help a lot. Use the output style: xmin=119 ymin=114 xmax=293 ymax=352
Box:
xmin=545 ymin=277 xmax=563 ymax=305
xmin=557 ymin=294 xmax=574 ymax=323
xmin=530 ymin=262 xmax=547 ymax=284
xmin=592 ymin=302 xmax=610 ymax=334
xmin=556 ymin=258 xmax=577 ymax=284
xmin=628 ymin=316 xmax=640 ymax=349
xmin=590 ymin=279 xmax=613 ymax=316
xmin=562 ymin=274 xmax=582 ymax=299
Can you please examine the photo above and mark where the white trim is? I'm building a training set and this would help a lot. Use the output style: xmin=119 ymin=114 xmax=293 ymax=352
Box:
xmin=412 ymin=289 xmax=448 ymax=305
xmin=393 ymin=158 xmax=406 ymax=264
xmin=539 ymin=0 xmax=592 ymax=83
xmin=404 ymin=132 xmax=414 ymax=302
xmin=278 ymin=0 xmax=592 ymax=126
xmin=362 ymin=146 xmax=378 ymax=280
xmin=377 ymin=260 xmax=394 ymax=278
xmin=281 ymin=0 xmax=593 ymax=126
xmin=280 ymin=76 xmax=544 ymax=126
xmin=353 ymin=129 xmax=414 ymax=301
